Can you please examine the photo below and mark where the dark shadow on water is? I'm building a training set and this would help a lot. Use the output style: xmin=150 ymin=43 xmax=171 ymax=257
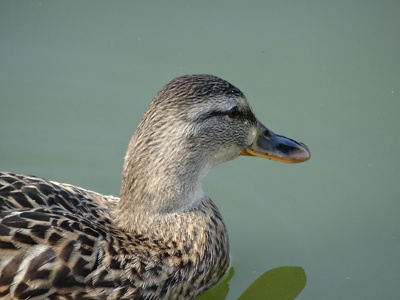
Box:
xmin=197 ymin=266 xmax=307 ymax=300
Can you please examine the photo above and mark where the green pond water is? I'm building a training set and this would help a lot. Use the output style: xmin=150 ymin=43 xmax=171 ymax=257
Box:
xmin=1 ymin=1 xmax=399 ymax=299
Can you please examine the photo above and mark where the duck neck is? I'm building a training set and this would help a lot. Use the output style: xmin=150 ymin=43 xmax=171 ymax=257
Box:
xmin=116 ymin=131 xmax=210 ymax=232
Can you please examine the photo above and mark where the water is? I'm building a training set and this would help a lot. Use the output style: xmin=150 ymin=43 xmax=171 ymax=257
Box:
xmin=1 ymin=1 xmax=399 ymax=299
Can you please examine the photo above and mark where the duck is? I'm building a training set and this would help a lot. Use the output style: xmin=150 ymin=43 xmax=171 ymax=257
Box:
xmin=0 ymin=74 xmax=310 ymax=300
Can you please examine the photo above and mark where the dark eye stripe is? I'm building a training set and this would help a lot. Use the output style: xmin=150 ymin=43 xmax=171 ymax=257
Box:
xmin=197 ymin=107 xmax=239 ymax=121
xmin=195 ymin=110 xmax=228 ymax=121
xmin=195 ymin=106 xmax=256 ymax=124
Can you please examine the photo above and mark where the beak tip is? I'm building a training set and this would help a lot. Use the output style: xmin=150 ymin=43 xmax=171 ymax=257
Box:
xmin=290 ymin=143 xmax=310 ymax=163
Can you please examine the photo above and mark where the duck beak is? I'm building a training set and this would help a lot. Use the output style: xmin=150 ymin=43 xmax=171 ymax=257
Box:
xmin=241 ymin=121 xmax=310 ymax=163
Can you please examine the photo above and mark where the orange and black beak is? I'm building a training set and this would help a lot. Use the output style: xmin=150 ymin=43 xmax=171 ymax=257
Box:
xmin=241 ymin=121 xmax=310 ymax=163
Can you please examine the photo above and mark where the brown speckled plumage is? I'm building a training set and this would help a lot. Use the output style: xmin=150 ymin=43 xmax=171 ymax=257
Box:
xmin=0 ymin=75 xmax=310 ymax=299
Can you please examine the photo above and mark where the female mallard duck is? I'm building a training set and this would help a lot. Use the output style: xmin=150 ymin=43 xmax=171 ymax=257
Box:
xmin=0 ymin=75 xmax=310 ymax=299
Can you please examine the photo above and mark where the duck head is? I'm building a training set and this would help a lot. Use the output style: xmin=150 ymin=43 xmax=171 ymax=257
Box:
xmin=136 ymin=74 xmax=309 ymax=165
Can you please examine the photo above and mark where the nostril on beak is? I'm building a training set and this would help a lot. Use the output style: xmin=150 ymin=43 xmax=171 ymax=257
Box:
xmin=262 ymin=128 xmax=273 ymax=138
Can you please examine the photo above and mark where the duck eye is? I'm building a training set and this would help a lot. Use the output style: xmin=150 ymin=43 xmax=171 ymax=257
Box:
xmin=226 ymin=106 xmax=239 ymax=119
